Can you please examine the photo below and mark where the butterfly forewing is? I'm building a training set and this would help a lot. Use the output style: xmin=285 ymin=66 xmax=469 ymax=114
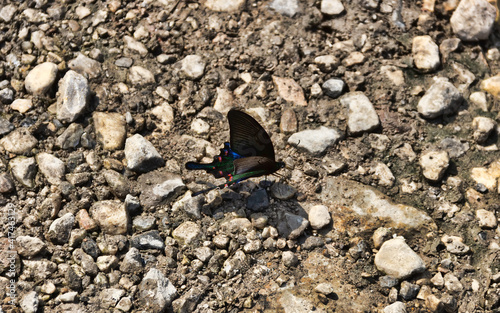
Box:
xmin=227 ymin=110 xmax=276 ymax=160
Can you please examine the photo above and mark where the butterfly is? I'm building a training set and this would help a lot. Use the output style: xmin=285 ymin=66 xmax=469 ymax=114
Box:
xmin=186 ymin=109 xmax=285 ymax=196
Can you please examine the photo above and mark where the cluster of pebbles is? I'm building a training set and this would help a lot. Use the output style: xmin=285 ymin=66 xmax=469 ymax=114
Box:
xmin=0 ymin=0 xmax=500 ymax=312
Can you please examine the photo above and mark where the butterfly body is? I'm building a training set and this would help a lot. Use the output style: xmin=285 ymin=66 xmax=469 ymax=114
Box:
xmin=186 ymin=109 xmax=285 ymax=195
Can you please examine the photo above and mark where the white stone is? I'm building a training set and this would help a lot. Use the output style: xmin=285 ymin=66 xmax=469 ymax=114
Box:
xmin=450 ymin=0 xmax=496 ymax=41
xmin=11 ymin=99 xmax=33 ymax=113
xmin=470 ymin=159 xmax=500 ymax=191
xmin=383 ymin=301 xmax=406 ymax=313
xmin=472 ymin=116 xmax=496 ymax=143
xmin=288 ymin=126 xmax=342 ymax=155
xmin=441 ymin=234 xmax=470 ymax=255
xmin=372 ymin=162 xmax=395 ymax=187
xmin=469 ymin=92 xmax=489 ymax=111
xmin=444 ymin=273 xmax=463 ymax=293
xmin=125 ymin=134 xmax=164 ymax=173
xmin=374 ymin=237 xmax=426 ymax=279
xmin=128 ymin=66 xmax=155 ymax=85
xmin=150 ymin=103 xmax=174 ymax=132
xmin=172 ymin=221 xmax=202 ymax=245
xmin=412 ymin=35 xmax=440 ymax=71
xmin=25 ymin=62 xmax=58 ymax=95
xmin=124 ymin=35 xmax=148 ymax=57
xmin=181 ymin=55 xmax=206 ymax=80
xmin=381 ymin=65 xmax=405 ymax=86
xmin=417 ymin=79 xmax=462 ymax=118
xmin=270 ymin=0 xmax=300 ymax=17
xmin=204 ymin=0 xmax=246 ymax=12
xmin=321 ymin=0 xmax=344 ymax=15
xmin=191 ymin=118 xmax=210 ymax=135
xmin=341 ymin=92 xmax=380 ymax=134
xmin=36 ymin=152 xmax=65 ymax=185
xmin=419 ymin=150 xmax=449 ymax=181
xmin=476 ymin=209 xmax=497 ymax=228
xmin=56 ymin=70 xmax=89 ymax=123
xmin=308 ymin=205 xmax=331 ymax=230
xmin=90 ymin=200 xmax=129 ymax=235
xmin=75 ymin=6 xmax=91 ymax=19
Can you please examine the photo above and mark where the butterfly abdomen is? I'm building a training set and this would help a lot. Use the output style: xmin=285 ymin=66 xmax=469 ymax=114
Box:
xmin=185 ymin=162 xmax=213 ymax=170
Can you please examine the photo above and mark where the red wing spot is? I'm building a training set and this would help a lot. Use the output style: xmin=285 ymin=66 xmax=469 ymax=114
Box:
xmin=212 ymin=167 xmax=215 ymax=169
xmin=219 ymin=171 xmax=223 ymax=176
xmin=218 ymin=156 xmax=222 ymax=162
xmin=224 ymin=184 xmax=228 ymax=187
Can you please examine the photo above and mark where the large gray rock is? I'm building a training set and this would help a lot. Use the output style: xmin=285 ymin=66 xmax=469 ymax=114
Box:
xmin=137 ymin=268 xmax=177 ymax=312
xmin=56 ymin=70 xmax=90 ymax=123
xmin=9 ymin=156 xmax=37 ymax=188
xmin=450 ymin=0 xmax=496 ymax=41
xmin=47 ymin=213 xmax=75 ymax=244
xmin=36 ymin=152 xmax=65 ymax=185
xmin=417 ymin=79 xmax=462 ymax=118
xmin=125 ymin=134 xmax=164 ymax=173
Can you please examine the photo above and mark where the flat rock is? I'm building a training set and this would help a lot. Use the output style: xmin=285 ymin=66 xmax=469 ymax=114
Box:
xmin=0 ymin=117 xmax=14 ymax=135
xmin=68 ymin=53 xmax=102 ymax=79
xmin=205 ymin=0 xmax=245 ymax=12
xmin=450 ymin=0 xmax=496 ymax=41
xmin=93 ymin=112 xmax=126 ymax=150
xmin=125 ymin=134 xmax=164 ymax=173
xmin=383 ymin=301 xmax=406 ymax=313
xmin=56 ymin=70 xmax=90 ymax=123
xmin=288 ymin=126 xmax=342 ymax=155
xmin=417 ymin=79 xmax=462 ymax=118
xmin=470 ymin=159 xmax=500 ymax=191
xmin=321 ymin=177 xmax=435 ymax=231
xmin=172 ymin=221 xmax=202 ymax=245
xmin=246 ymin=189 xmax=269 ymax=212
xmin=277 ymin=212 xmax=309 ymax=239
xmin=11 ymin=99 xmax=32 ymax=113
xmin=9 ymin=156 xmax=37 ymax=188
xmin=36 ymin=152 xmax=65 ymax=185
xmin=124 ymin=35 xmax=148 ymax=57
xmin=25 ymin=62 xmax=58 ymax=95
xmin=341 ymin=92 xmax=380 ymax=134
xmin=412 ymin=35 xmax=440 ymax=72
xmin=130 ymin=230 xmax=165 ymax=250
xmin=90 ymin=200 xmax=129 ymax=235
xmin=272 ymin=76 xmax=307 ymax=106
xmin=47 ymin=213 xmax=75 ymax=244
xmin=100 ymin=288 xmax=125 ymax=309
xmin=128 ymin=66 xmax=155 ymax=85
xmin=0 ymin=128 xmax=37 ymax=154
xmin=0 ymin=172 xmax=14 ymax=193
xmin=270 ymin=182 xmax=296 ymax=200
xmin=137 ymin=268 xmax=177 ymax=311
xmin=476 ymin=209 xmax=497 ymax=228
xmin=0 ymin=4 xmax=17 ymax=23
xmin=374 ymin=237 xmax=426 ymax=279
xmin=56 ymin=123 xmax=84 ymax=150
xmin=270 ymin=0 xmax=300 ymax=17
xmin=16 ymin=236 xmax=46 ymax=258
xmin=138 ymin=171 xmax=185 ymax=208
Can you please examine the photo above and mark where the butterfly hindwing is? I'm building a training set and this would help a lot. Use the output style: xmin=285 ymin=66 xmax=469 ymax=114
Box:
xmin=227 ymin=110 xmax=276 ymax=160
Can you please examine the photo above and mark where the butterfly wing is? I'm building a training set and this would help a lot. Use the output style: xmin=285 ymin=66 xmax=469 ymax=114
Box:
xmin=185 ymin=143 xmax=242 ymax=178
xmin=227 ymin=110 xmax=276 ymax=160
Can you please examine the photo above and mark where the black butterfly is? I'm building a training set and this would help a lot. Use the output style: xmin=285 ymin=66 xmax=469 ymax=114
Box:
xmin=186 ymin=109 xmax=285 ymax=196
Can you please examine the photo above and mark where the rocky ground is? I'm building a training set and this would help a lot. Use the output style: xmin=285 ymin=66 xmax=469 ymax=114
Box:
xmin=0 ymin=0 xmax=500 ymax=312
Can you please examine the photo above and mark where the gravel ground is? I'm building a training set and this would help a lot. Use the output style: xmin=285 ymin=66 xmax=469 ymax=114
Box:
xmin=1 ymin=0 xmax=500 ymax=312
